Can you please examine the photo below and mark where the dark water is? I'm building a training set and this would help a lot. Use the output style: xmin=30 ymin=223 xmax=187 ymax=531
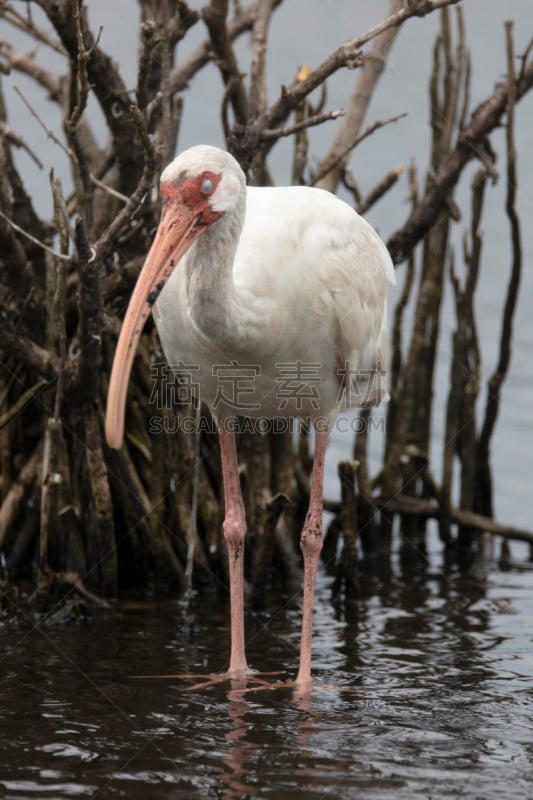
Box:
xmin=2 ymin=537 xmax=533 ymax=800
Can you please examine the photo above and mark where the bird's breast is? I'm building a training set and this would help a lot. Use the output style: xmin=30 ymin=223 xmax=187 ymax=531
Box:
xmin=152 ymin=270 xmax=342 ymax=423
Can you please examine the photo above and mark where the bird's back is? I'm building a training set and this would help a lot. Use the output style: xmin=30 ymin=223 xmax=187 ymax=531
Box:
xmin=233 ymin=186 xmax=394 ymax=414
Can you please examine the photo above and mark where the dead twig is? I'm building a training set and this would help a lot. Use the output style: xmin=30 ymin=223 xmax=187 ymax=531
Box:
xmin=248 ymin=0 xmax=277 ymax=120
xmin=0 ymin=209 xmax=71 ymax=262
xmin=58 ymin=571 xmax=111 ymax=607
xmin=387 ymin=52 xmax=533 ymax=263
xmin=376 ymin=494 xmax=533 ymax=546
xmin=0 ymin=120 xmax=43 ymax=167
xmin=261 ymin=109 xmax=344 ymax=141
xmin=357 ymin=165 xmax=404 ymax=214
xmin=475 ymin=21 xmax=522 ymax=518
xmin=13 ymin=84 xmax=74 ymax=160
xmin=316 ymin=0 xmax=405 ymax=192
xmin=0 ymin=2 xmax=66 ymax=54
xmin=202 ymin=0 xmax=249 ymax=126
xmin=312 ymin=112 xmax=407 ymax=187
xmin=0 ymin=379 xmax=48 ymax=431
xmin=0 ymin=445 xmax=41 ymax=547
xmin=242 ymin=0 xmax=460 ymax=166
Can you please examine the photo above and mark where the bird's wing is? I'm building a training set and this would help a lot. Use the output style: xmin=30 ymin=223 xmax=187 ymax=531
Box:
xmin=234 ymin=186 xmax=394 ymax=409
xmin=294 ymin=190 xmax=394 ymax=408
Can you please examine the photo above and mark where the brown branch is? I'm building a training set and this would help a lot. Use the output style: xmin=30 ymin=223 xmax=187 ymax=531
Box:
xmin=13 ymin=84 xmax=74 ymax=161
xmin=0 ymin=378 xmax=48 ymax=431
xmin=38 ymin=174 xmax=70 ymax=575
xmin=440 ymin=170 xmax=485 ymax=542
xmin=202 ymin=0 xmax=248 ymax=126
xmin=0 ymin=445 xmax=41 ymax=547
xmin=384 ymin=11 xmax=467 ymax=494
xmin=357 ymin=165 xmax=404 ymax=214
xmin=74 ymin=218 xmax=103 ymax=401
xmin=92 ymin=104 xmax=161 ymax=263
xmin=374 ymin=494 xmax=533 ymax=546
xmin=0 ymin=40 xmax=62 ymax=98
xmin=2 ymin=43 xmax=104 ymax=168
xmin=0 ymin=120 xmax=43 ymax=168
xmin=39 ymin=413 xmax=62 ymax=572
xmin=261 ymin=109 xmax=344 ymax=141
xmin=476 ymin=21 xmax=523 ymax=517
xmin=0 ymin=209 xmax=71 ymax=262
xmin=83 ymin=409 xmax=117 ymax=595
xmin=58 ymin=571 xmax=110 ymax=607
xmin=0 ymin=325 xmax=60 ymax=378
xmin=168 ymin=3 xmax=253 ymax=93
xmin=0 ymin=2 xmax=66 ymax=54
xmin=89 ymin=174 xmax=129 ymax=204
xmin=315 ymin=0 xmax=405 ymax=192
xmin=248 ymin=0 xmax=277 ymax=120
xmin=312 ymin=113 xmax=407 ymax=187
xmin=36 ymin=0 xmax=143 ymax=194
xmin=387 ymin=54 xmax=533 ymax=264
xmin=290 ymin=66 xmax=313 ymax=185
xmin=137 ymin=1 xmax=199 ymax=109
xmin=335 ymin=461 xmax=359 ymax=597
xmin=137 ymin=2 xmax=197 ymax=165
xmin=244 ymin=0 xmax=460 ymax=161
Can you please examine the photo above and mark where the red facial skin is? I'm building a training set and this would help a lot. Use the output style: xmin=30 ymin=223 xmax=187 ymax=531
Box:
xmin=105 ymin=170 xmax=222 ymax=449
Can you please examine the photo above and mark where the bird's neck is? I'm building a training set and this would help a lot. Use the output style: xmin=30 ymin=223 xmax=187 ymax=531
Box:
xmin=185 ymin=202 xmax=246 ymax=346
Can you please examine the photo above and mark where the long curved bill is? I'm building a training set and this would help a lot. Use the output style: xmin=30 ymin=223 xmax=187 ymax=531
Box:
xmin=105 ymin=205 xmax=200 ymax=449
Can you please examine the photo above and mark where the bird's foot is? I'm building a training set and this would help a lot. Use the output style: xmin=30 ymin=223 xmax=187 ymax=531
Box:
xmin=244 ymin=676 xmax=364 ymax=699
xmin=129 ymin=668 xmax=282 ymax=692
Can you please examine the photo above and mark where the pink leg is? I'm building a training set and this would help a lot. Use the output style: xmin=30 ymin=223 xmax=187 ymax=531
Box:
xmin=218 ymin=426 xmax=249 ymax=677
xmin=295 ymin=429 xmax=328 ymax=690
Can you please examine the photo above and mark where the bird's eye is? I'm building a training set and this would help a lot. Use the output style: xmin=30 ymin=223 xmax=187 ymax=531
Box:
xmin=200 ymin=178 xmax=214 ymax=194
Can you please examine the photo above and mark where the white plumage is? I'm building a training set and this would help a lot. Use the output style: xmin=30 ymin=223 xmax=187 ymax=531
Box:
xmin=153 ymin=150 xmax=394 ymax=425
xmin=106 ymin=145 xmax=395 ymax=690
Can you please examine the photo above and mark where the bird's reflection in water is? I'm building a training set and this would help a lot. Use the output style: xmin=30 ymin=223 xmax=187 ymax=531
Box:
xmin=219 ymin=678 xmax=357 ymax=800
xmin=220 ymin=680 xmax=262 ymax=800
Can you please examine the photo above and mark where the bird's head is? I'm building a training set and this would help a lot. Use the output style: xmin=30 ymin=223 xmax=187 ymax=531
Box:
xmin=105 ymin=145 xmax=246 ymax=449
xmin=160 ymin=144 xmax=246 ymax=221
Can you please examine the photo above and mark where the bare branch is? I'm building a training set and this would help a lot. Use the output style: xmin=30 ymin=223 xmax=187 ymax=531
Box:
xmin=92 ymin=104 xmax=161 ymax=262
xmin=36 ymin=0 xmax=143 ymax=194
xmin=0 ymin=2 xmax=66 ymax=54
xmin=357 ymin=165 xmax=404 ymax=214
xmin=0 ymin=120 xmax=43 ymax=167
xmin=261 ymin=109 xmax=344 ymax=141
xmin=0 ymin=40 xmax=62 ymax=98
xmin=168 ymin=1 xmax=274 ymax=94
xmin=311 ymin=112 xmax=407 ymax=186
xmin=13 ymin=84 xmax=74 ymax=160
xmin=231 ymin=0 xmax=459 ymax=168
xmin=202 ymin=0 xmax=249 ymax=126
xmin=0 ymin=209 xmax=71 ymax=262
xmin=387 ymin=56 xmax=533 ymax=263
xmin=316 ymin=0 xmax=404 ymax=192
xmin=89 ymin=173 xmax=129 ymax=204
xmin=248 ymin=0 xmax=277 ymax=119
xmin=0 ymin=445 xmax=42 ymax=547
xmin=373 ymin=494 xmax=533 ymax=545
xmin=476 ymin=20 xmax=523 ymax=513
xmin=58 ymin=571 xmax=111 ymax=607
xmin=0 ymin=379 xmax=48 ymax=431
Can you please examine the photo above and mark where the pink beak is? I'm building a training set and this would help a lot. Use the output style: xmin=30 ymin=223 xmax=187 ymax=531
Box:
xmin=105 ymin=203 xmax=201 ymax=449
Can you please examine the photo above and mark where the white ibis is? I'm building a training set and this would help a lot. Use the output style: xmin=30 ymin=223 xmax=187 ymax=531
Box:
xmin=106 ymin=145 xmax=395 ymax=691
